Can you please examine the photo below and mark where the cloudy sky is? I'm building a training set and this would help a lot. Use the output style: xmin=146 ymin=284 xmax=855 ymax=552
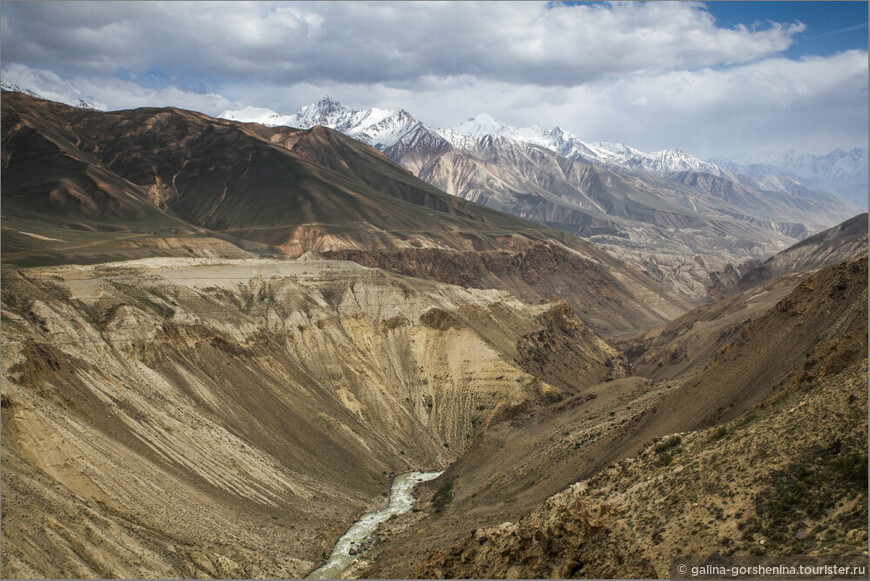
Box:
xmin=2 ymin=1 xmax=867 ymax=161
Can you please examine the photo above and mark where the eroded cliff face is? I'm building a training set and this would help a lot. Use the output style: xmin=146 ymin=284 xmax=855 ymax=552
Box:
xmin=0 ymin=257 xmax=622 ymax=578
xmin=324 ymin=243 xmax=693 ymax=339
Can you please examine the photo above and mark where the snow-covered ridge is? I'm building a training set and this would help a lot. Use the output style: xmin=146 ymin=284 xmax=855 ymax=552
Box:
xmin=711 ymin=149 xmax=869 ymax=183
xmin=218 ymin=97 xmax=738 ymax=177
xmin=429 ymin=112 xmax=733 ymax=176
xmin=218 ymin=96 xmax=860 ymax=196
xmin=1 ymin=80 xmax=101 ymax=110
xmin=220 ymin=96 xmax=437 ymax=151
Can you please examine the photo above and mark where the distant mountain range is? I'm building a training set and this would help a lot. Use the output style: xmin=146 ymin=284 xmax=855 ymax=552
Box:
xmin=0 ymin=80 xmax=99 ymax=111
xmin=221 ymin=97 xmax=866 ymax=207
xmin=221 ymin=97 xmax=862 ymax=300
xmin=710 ymin=149 xmax=868 ymax=209
xmin=222 ymin=98 xmax=738 ymax=177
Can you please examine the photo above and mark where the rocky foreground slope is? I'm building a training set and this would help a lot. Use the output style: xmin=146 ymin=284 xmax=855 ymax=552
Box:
xmin=413 ymin=359 xmax=868 ymax=578
xmin=1 ymin=257 xmax=625 ymax=578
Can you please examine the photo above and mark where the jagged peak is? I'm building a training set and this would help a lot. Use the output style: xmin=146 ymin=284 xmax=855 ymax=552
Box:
xmin=1 ymin=80 xmax=44 ymax=100
xmin=316 ymin=95 xmax=341 ymax=109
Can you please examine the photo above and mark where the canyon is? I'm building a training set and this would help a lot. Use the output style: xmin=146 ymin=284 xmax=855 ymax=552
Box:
xmin=1 ymin=90 xmax=867 ymax=579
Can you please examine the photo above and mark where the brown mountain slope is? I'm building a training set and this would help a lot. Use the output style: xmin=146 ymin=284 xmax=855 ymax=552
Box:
xmin=625 ymin=214 xmax=868 ymax=380
xmin=412 ymin=359 xmax=868 ymax=579
xmin=1 ymin=92 xmax=692 ymax=337
xmin=354 ymin=252 xmax=868 ymax=578
xmin=737 ymin=212 xmax=868 ymax=290
xmin=1 ymin=91 xmax=540 ymax=256
xmin=0 ymin=257 xmax=626 ymax=578
xmin=622 ymin=271 xmax=809 ymax=380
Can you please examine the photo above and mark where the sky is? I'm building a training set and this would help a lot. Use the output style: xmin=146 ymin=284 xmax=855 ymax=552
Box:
xmin=1 ymin=1 xmax=867 ymax=162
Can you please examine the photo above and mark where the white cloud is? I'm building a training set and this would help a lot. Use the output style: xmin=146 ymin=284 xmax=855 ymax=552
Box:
xmin=1 ymin=2 xmax=864 ymax=161
xmin=1 ymin=63 xmax=239 ymax=115
xmin=2 ymin=1 xmax=806 ymax=86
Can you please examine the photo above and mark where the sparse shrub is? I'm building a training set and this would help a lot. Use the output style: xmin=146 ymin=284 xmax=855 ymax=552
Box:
xmin=709 ymin=425 xmax=728 ymax=441
xmin=736 ymin=411 xmax=758 ymax=428
xmin=432 ymin=479 xmax=454 ymax=514
xmin=419 ymin=308 xmax=461 ymax=331
xmin=751 ymin=444 xmax=869 ymax=551
xmin=830 ymin=451 xmax=868 ymax=487
xmin=656 ymin=451 xmax=674 ymax=467
xmin=655 ymin=435 xmax=682 ymax=455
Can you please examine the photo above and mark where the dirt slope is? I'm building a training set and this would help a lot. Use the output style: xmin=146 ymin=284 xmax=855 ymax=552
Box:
xmin=737 ymin=212 xmax=867 ymax=290
xmin=0 ymin=256 xmax=627 ymax=578
xmin=624 ymin=271 xmax=808 ymax=380
xmin=625 ymin=218 xmax=868 ymax=379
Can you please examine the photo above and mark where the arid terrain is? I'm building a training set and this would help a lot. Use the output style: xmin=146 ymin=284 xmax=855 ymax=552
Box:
xmin=1 ymin=91 xmax=867 ymax=579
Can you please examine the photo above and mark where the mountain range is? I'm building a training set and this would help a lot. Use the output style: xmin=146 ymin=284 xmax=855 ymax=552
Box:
xmin=1 ymin=90 xmax=693 ymax=337
xmin=223 ymin=98 xmax=868 ymax=199
xmin=711 ymin=149 xmax=868 ymax=209
xmin=221 ymin=98 xmax=862 ymax=300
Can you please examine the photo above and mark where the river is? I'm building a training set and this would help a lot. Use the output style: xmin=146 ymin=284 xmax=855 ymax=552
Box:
xmin=305 ymin=470 xmax=444 ymax=579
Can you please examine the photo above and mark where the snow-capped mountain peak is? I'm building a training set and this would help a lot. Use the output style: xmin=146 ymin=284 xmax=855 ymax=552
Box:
xmin=219 ymin=105 xmax=294 ymax=125
xmin=452 ymin=113 xmax=513 ymax=139
xmin=217 ymin=97 xmax=863 ymax=206
xmin=220 ymin=96 xmax=449 ymax=154
xmin=1 ymin=80 xmax=103 ymax=111
xmin=220 ymin=99 xmax=730 ymax=177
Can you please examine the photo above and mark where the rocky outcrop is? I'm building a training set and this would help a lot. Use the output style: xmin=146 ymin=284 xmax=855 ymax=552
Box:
xmin=517 ymin=300 xmax=629 ymax=389
xmin=706 ymin=263 xmax=741 ymax=299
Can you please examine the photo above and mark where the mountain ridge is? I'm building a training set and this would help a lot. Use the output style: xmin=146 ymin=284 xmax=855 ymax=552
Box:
xmin=220 ymin=97 xmax=861 ymax=210
xmin=1 ymin=90 xmax=693 ymax=337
